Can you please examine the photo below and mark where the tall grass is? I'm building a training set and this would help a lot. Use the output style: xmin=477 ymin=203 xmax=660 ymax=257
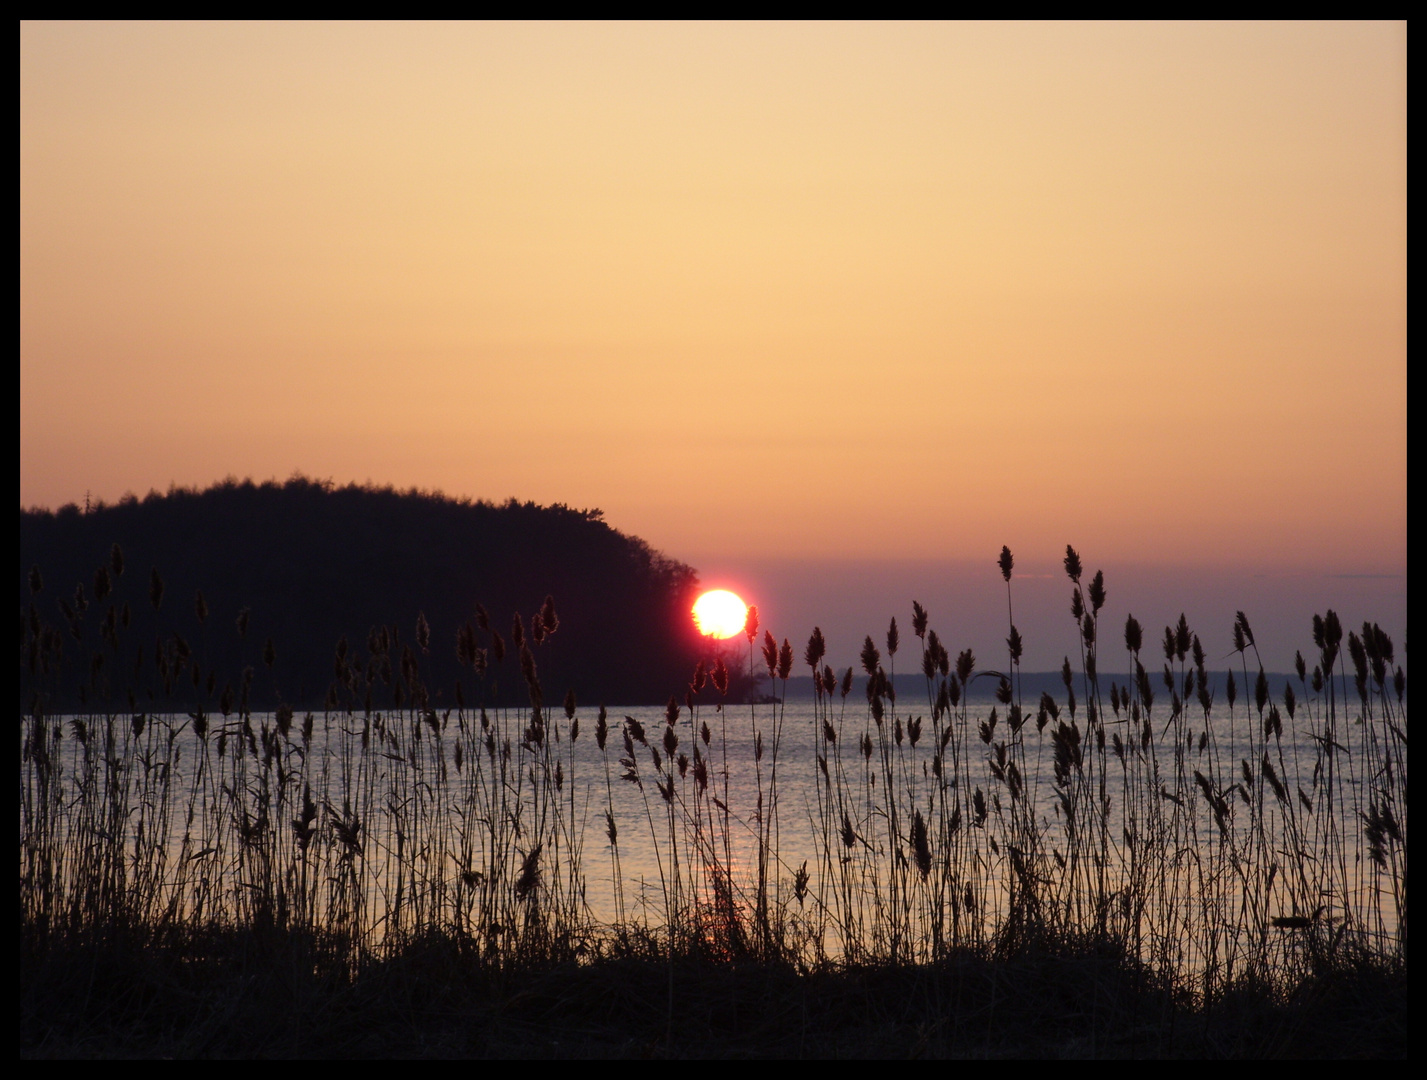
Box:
xmin=20 ymin=546 xmax=1407 ymax=1018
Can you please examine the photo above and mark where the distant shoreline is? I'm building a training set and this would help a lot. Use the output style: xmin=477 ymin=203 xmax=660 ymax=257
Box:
xmin=770 ymin=669 xmax=1313 ymax=703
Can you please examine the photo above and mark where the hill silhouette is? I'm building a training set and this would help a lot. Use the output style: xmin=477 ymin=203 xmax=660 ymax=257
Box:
xmin=20 ymin=477 xmax=709 ymax=708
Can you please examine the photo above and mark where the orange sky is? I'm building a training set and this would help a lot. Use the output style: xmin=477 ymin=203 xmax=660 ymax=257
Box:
xmin=21 ymin=22 xmax=1405 ymax=576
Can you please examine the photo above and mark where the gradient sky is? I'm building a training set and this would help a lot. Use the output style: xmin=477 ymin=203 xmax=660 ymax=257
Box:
xmin=21 ymin=22 xmax=1406 ymax=669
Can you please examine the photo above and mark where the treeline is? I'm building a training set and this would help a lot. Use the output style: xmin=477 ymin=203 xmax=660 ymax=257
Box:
xmin=20 ymin=476 xmax=708 ymax=708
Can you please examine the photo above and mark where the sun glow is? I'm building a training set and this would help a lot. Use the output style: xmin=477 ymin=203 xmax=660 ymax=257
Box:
xmin=692 ymin=589 xmax=749 ymax=639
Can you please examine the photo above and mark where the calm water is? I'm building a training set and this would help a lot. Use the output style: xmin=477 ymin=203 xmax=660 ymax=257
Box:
xmin=551 ymin=696 xmax=1395 ymax=926
xmin=29 ymin=678 xmax=1402 ymax=956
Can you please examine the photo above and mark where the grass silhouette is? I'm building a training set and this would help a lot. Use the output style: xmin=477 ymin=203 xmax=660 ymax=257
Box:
xmin=20 ymin=545 xmax=1406 ymax=1057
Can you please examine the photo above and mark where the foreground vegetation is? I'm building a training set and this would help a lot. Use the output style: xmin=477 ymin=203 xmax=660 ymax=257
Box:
xmin=23 ymin=930 xmax=1404 ymax=1057
xmin=20 ymin=543 xmax=1407 ymax=1057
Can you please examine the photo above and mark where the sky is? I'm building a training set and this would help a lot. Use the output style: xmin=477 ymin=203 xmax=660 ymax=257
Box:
xmin=21 ymin=22 xmax=1406 ymax=670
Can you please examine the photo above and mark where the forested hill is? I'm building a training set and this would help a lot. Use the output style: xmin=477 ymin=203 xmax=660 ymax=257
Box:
xmin=20 ymin=478 xmax=706 ymax=708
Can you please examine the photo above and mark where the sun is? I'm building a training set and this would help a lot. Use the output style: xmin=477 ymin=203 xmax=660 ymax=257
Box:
xmin=692 ymin=589 xmax=749 ymax=639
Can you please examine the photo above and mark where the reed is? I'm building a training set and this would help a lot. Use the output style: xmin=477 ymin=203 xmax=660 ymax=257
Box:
xmin=19 ymin=545 xmax=1407 ymax=1056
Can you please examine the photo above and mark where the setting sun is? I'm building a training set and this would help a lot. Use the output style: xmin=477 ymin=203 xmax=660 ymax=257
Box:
xmin=691 ymin=589 xmax=748 ymax=639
